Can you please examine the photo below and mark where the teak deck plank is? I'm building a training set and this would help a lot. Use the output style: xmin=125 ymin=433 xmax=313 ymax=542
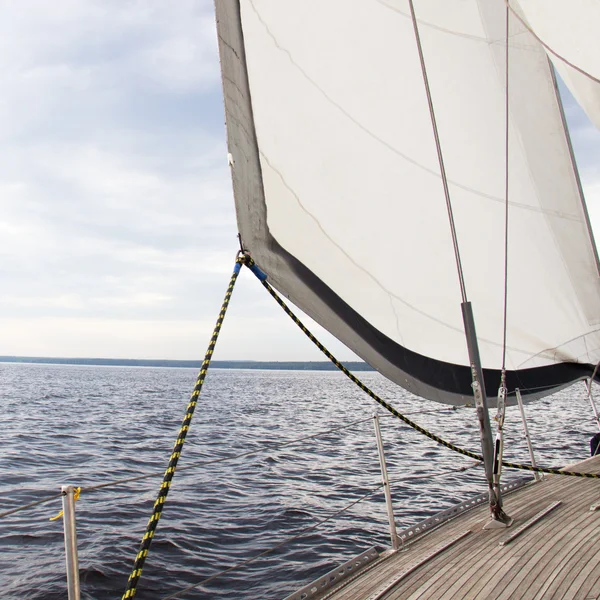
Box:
xmin=581 ymin=572 xmax=600 ymax=600
xmin=494 ymin=493 xmax=595 ymax=599
xmin=308 ymin=455 xmax=600 ymax=600
xmin=431 ymin=499 xmax=555 ymax=599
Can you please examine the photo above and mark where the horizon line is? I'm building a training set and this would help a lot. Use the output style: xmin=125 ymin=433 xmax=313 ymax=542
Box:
xmin=0 ymin=355 xmax=374 ymax=371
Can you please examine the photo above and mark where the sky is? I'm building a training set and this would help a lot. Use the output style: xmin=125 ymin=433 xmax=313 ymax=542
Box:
xmin=0 ymin=1 xmax=598 ymax=361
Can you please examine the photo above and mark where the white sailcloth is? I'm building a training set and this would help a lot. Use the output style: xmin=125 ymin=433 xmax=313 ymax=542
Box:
xmin=215 ymin=0 xmax=600 ymax=404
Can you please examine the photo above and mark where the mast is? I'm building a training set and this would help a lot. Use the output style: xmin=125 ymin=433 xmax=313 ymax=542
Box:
xmin=406 ymin=0 xmax=510 ymax=526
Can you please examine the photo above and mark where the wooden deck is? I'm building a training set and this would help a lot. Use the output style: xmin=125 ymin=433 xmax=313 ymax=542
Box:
xmin=293 ymin=455 xmax=600 ymax=600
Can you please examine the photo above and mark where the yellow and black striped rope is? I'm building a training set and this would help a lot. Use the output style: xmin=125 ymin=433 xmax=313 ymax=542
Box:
xmin=259 ymin=278 xmax=600 ymax=481
xmin=122 ymin=256 xmax=245 ymax=600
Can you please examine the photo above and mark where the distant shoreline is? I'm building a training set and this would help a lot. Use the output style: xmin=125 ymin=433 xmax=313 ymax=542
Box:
xmin=0 ymin=356 xmax=375 ymax=371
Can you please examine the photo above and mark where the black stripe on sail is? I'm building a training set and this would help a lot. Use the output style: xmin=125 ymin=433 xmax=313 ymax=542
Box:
xmin=267 ymin=240 xmax=595 ymax=405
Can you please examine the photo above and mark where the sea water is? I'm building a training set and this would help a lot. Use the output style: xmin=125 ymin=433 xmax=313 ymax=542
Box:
xmin=0 ymin=363 xmax=595 ymax=599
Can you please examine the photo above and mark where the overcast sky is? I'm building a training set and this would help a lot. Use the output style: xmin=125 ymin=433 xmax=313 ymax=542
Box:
xmin=0 ymin=1 xmax=598 ymax=361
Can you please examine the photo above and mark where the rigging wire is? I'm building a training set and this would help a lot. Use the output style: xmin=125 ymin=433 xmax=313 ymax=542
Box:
xmin=2 ymin=404 xmax=465 ymax=519
xmin=505 ymin=0 xmax=600 ymax=85
xmin=501 ymin=5 xmax=510 ymax=375
xmin=0 ymin=418 xmax=372 ymax=519
xmin=159 ymin=483 xmax=384 ymax=600
xmin=406 ymin=0 xmax=468 ymax=304
xmin=0 ymin=411 xmax=475 ymax=520
xmin=490 ymin=5 xmax=512 ymax=513
xmin=160 ymin=463 xmax=481 ymax=599
xmin=0 ymin=406 xmax=454 ymax=519
xmin=0 ymin=493 xmax=62 ymax=520
xmin=1 ymin=408 xmax=468 ymax=520
xmin=379 ymin=406 xmax=466 ymax=417
xmin=82 ymin=416 xmax=372 ymax=492
xmin=390 ymin=460 xmax=481 ymax=484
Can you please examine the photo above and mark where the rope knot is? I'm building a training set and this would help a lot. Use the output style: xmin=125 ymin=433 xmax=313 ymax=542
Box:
xmin=238 ymin=252 xmax=255 ymax=267
xmin=49 ymin=487 xmax=81 ymax=521
xmin=237 ymin=252 xmax=267 ymax=281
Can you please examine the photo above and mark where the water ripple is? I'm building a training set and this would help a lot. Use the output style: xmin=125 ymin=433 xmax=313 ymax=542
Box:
xmin=0 ymin=363 xmax=594 ymax=599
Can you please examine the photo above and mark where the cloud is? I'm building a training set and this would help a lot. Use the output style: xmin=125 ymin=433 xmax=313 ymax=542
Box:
xmin=0 ymin=1 xmax=245 ymax=335
xmin=0 ymin=0 xmax=357 ymax=360
xmin=0 ymin=3 xmax=598 ymax=363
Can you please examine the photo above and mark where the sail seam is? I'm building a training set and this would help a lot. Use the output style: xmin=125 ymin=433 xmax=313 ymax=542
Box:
xmin=261 ymin=147 xmax=571 ymax=364
xmin=376 ymin=0 xmax=533 ymax=50
xmin=516 ymin=328 xmax=600 ymax=369
xmin=246 ymin=0 xmax=584 ymax=223
xmin=506 ymin=0 xmax=600 ymax=85
xmin=258 ymin=149 xmax=405 ymax=344
xmin=243 ymin=0 xmax=584 ymax=220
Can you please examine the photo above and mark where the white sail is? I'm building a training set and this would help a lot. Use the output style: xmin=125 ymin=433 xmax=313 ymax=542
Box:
xmin=215 ymin=0 xmax=600 ymax=404
xmin=515 ymin=0 xmax=600 ymax=130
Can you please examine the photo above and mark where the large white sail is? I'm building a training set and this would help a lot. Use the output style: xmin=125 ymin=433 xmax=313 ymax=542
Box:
xmin=515 ymin=0 xmax=600 ymax=130
xmin=215 ymin=0 xmax=600 ymax=405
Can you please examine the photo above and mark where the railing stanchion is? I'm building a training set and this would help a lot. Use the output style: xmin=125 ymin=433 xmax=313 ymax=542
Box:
xmin=373 ymin=413 xmax=399 ymax=550
xmin=61 ymin=485 xmax=81 ymax=600
xmin=515 ymin=389 xmax=541 ymax=482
